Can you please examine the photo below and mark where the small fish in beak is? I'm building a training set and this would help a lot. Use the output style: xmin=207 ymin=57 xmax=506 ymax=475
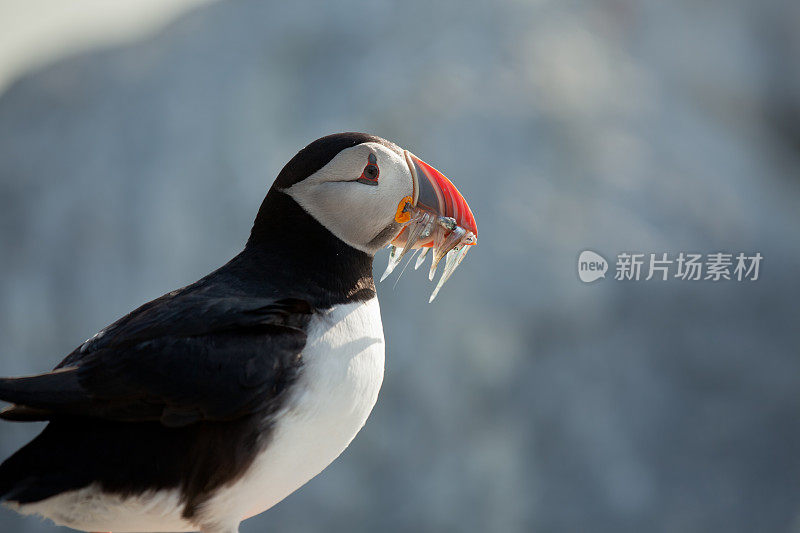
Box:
xmin=380 ymin=152 xmax=478 ymax=302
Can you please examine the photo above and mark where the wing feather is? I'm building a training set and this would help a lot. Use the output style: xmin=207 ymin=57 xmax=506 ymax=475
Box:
xmin=0 ymin=295 xmax=312 ymax=426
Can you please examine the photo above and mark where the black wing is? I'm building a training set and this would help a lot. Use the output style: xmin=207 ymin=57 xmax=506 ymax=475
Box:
xmin=0 ymin=292 xmax=312 ymax=427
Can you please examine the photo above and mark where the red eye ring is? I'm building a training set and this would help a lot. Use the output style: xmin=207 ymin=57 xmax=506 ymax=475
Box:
xmin=362 ymin=164 xmax=379 ymax=180
xmin=356 ymin=154 xmax=379 ymax=186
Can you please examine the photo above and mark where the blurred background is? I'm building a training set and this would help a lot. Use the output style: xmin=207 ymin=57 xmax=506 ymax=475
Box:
xmin=1 ymin=0 xmax=799 ymax=531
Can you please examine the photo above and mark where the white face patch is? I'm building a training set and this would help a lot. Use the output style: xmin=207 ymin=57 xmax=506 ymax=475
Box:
xmin=282 ymin=142 xmax=413 ymax=253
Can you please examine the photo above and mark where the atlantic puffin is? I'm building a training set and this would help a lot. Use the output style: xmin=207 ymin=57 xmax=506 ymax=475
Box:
xmin=0 ymin=133 xmax=477 ymax=533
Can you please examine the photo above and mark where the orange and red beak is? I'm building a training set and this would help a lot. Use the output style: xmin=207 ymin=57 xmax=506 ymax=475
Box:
xmin=392 ymin=152 xmax=478 ymax=248
xmin=408 ymin=152 xmax=478 ymax=239
xmin=383 ymin=152 xmax=478 ymax=301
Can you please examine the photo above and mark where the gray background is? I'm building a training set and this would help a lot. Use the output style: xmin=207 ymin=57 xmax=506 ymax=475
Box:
xmin=1 ymin=0 xmax=799 ymax=531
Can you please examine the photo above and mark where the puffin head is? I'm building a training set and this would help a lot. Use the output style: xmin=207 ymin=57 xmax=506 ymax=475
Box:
xmin=252 ymin=132 xmax=477 ymax=301
xmin=272 ymin=133 xmax=477 ymax=254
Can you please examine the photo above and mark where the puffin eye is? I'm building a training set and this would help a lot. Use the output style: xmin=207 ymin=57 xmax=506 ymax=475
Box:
xmin=363 ymin=165 xmax=379 ymax=179
xmin=356 ymin=154 xmax=380 ymax=186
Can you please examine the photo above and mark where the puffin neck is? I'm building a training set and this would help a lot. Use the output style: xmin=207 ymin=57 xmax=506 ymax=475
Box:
xmin=240 ymin=189 xmax=376 ymax=306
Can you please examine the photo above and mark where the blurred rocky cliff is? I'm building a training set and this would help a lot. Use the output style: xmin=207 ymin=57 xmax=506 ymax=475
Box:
xmin=1 ymin=0 xmax=799 ymax=531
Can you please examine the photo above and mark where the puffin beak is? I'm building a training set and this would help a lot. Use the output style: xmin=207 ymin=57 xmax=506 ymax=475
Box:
xmin=404 ymin=152 xmax=478 ymax=241
xmin=383 ymin=151 xmax=478 ymax=302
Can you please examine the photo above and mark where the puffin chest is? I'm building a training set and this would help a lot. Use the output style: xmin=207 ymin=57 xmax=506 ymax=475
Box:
xmin=291 ymin=297 xmax=387 ymax=421
xmin=205 ymin=297 xmax=387 ymax=522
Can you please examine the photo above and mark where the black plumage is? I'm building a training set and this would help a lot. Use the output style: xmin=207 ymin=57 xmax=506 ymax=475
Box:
xmin=0 ymin=134 xmax=381 ymax=519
